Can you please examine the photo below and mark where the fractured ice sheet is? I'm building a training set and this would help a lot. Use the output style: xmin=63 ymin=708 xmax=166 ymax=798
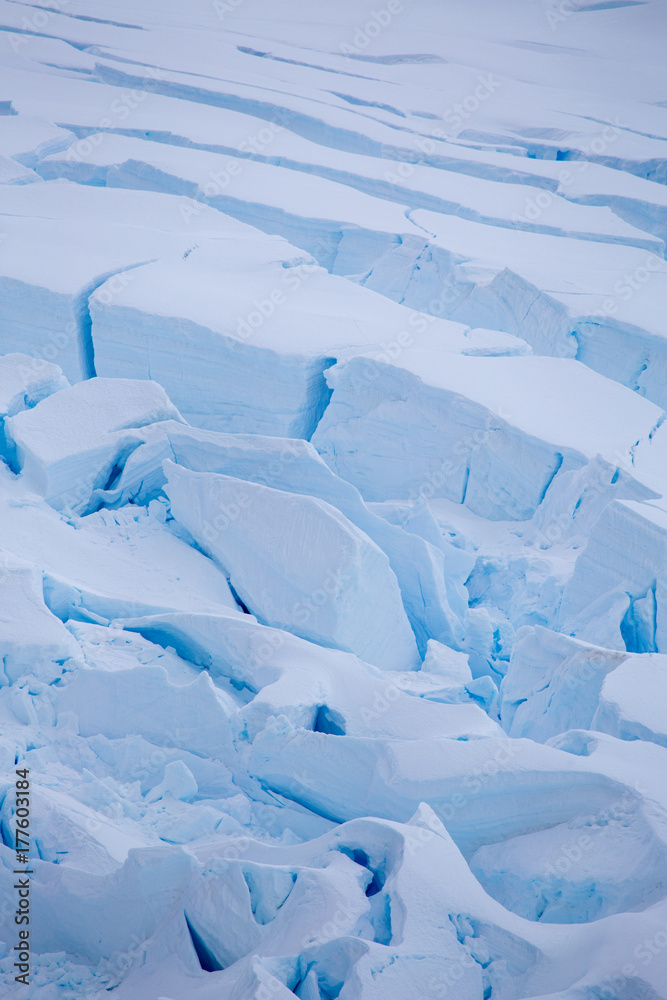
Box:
xmin=0 ymin=1 xmax=667 ymax=997
xmin=312 ymin=351 xmax=661 ymax=518
xmin=163 ymin=462 xmax=421 ymax=671
xmin=0 ymin=471 xmax=240 ymax=622
xmin=38 ymin=128 xmax=660 ymax=250
xmin=91 ymin=422 xmax=470 ymax=652
xmin=0 ymin=181 xmax=281 ymax=383
xmin=87 ymin=236 xmax=513 ymax=437
xmin=114 ymin=609 xmax=500 ymax=743
xmin=5 ymin=376 xmax=182 ymax=511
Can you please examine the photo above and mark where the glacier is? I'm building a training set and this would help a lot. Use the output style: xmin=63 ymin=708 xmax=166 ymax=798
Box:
xmin=1 ymin=1 xmax=667 ymax=998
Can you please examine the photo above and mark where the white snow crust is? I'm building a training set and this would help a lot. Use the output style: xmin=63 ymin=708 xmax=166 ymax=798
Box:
xmin=1 ymin=2 xmax=667 ymax=998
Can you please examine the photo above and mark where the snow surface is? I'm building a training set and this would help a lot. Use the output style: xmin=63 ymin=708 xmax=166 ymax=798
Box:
xmin=1 ymin=2 xmax=667 ymax=998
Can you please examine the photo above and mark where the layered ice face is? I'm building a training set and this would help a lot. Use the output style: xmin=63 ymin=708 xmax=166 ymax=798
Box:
xmin=2 ymin=2 xmax=667 ymax=998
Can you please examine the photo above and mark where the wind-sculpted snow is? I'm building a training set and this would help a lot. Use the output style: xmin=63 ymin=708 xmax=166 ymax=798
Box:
xmin=2 ymin=2 xmax=667 ymax=998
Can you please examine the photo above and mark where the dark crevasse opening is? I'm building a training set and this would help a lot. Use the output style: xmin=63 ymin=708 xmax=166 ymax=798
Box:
xmin=184 ymin=914 xmax=225 ymax=972
xmin=313 ymin=704 xmax=346 ymax=735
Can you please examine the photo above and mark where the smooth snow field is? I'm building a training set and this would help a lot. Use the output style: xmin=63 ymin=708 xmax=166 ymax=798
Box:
xmin=1 ymin=1 xmax=667 ymax=997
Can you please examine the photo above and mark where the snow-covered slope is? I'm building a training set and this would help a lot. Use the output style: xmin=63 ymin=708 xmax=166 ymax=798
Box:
xmin=1 ymin=2 xmax=667 ymax=998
